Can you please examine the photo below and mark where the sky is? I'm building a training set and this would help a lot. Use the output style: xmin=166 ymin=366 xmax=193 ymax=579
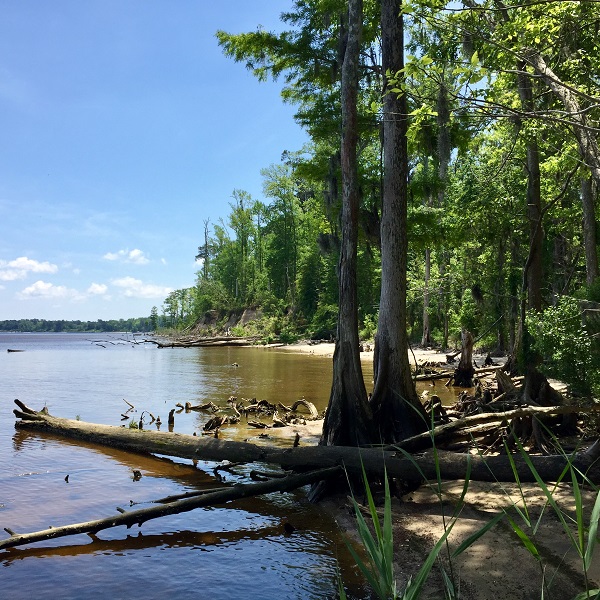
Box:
xmin=0 ymin=1 xmax=307 ymax=321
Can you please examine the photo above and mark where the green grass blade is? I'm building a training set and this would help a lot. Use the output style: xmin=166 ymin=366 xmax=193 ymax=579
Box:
xmin=451 ymin=454 xmax=472 ymax=519
xmin=571 ymin=467 xmax=585 ymax=556
xmin=403 ymin=520 xmax=455 ymax=600
xmin=584 ymin=490 xmax=600 ymax=571
xmin=571 ymin=589 xmax=600 ymax=600
xmin=451 ymin=511 xmax=505 ymax=558
xmin=517 ymin=442 xmax=580 ymax=552
xmin=506 ymin=513 xmax=541 ymax=560
xmin=361 ymin=463 xmax=383 ymax=543
xmin=346 ymin=539 xmax=385 ymax=598
xmin=382 ymin=472 xmax=394 ymax=585
xmin=337 ymin=569 xmax=348 ymax=600
xmin=503 ymin=439 xmax=531 ymax=526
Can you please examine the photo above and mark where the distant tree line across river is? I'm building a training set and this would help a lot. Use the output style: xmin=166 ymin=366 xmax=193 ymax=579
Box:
xmin=0 ymin=317 xmax=157 ymax=333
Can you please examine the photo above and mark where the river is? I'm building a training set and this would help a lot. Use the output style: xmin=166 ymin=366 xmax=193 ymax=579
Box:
xmin=1 ymin=333 xmax=374 ymax=599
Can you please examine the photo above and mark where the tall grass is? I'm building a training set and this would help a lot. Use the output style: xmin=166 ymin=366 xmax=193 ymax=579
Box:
xmin=339 ymin=432 xmax=600 ymax=599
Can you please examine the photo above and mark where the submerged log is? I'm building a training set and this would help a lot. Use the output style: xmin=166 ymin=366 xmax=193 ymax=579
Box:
xmin=11 ymin=401 xmax=600 ymax=485
xmin=0 ymin=466 xmax=342 ymax=551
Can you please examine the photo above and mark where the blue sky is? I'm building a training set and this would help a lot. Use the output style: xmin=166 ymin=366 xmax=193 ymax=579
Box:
xmin=0 ymin=1 xmax=307 ymax=321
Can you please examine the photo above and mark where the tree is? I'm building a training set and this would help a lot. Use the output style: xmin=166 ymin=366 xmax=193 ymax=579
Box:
xmin=149 ymin=306 xmax=159 ymax=331
xmin=369 ymin=0 xmax=427 ymax=444
xmin=319 ymin=0 xmax=374 ymax=449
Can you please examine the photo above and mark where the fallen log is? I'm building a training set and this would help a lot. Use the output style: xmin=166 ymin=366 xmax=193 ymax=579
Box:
xmin=154 ymin=336 xmax=258 ymax=349
xmin=392 ymin=404 xmax=600 ymax=453
xmin=11 ymin=401 xmax=600 ymax=485
xmin=0 ymin=466 xmax=342 ymax=551
xmin=291 ymin=399 xmax=319 ymax=420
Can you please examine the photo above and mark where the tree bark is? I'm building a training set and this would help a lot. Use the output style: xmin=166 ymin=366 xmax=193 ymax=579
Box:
xmin=422 ymin=248 xmax=432 ymax=346
xmin=454 ymin=330 xmax=475 ymax=387
xmin=371 ymin=0 xmax=428 ymax=444
xmin=581 ymin=175 xmax=599 ymax=286
xmin=320 ymin=0 xmax=373 ymax=448
xmin=516 ymin=61 xmax=544 ymax=312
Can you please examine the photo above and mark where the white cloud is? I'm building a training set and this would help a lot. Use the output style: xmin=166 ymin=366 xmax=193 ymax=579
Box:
xmin=112 ymin=276 xmax=172 ymax=299
xmin=87 ymin=283 xmax=108 ymax=295
xmin=103 ymin=248 xmax=150 ymax=265
xmin=0 ymin=256 xmax=58 ymax=281
xmin=19 ymin=280 xmax=81 ymax=300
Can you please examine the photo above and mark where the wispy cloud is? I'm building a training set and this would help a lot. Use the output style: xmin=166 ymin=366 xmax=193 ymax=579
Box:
xmin=103 ymin=248 xmax=150 ymax=265
xmin=0 ymin=256 xmax=58 ymax=281
xmin=112 ymin=276 xmax=172 ymax=299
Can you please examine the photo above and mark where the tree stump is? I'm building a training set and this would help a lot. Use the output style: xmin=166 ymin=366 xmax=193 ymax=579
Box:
xmin=453 ymin=330 xmax=475 ymax=387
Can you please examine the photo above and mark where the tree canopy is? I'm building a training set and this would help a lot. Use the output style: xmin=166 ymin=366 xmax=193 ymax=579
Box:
xmin=161 ymin=0 xmax=599 ymax=400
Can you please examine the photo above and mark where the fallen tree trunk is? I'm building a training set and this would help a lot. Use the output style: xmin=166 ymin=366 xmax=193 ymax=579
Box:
xmin=394 ymin=404 xmax=600 ymax=453
xmin=12 ymin=401 xmax=600 ymax=485
xmin=0 ymin=466 xmax=342 ymax=551
xmin=153 ymin=336 xmax=258 ymax=349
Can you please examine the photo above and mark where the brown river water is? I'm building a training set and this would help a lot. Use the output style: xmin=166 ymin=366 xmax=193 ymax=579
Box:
xmin=0 ymin=333 xmax=461 ymax=599
xmin=1 ymin=333 xmax=374 ymax=599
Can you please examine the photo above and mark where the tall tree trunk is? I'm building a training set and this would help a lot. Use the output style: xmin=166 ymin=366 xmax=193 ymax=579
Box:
xmin=495 ymin=236 xmax=507 ymax=353
xmin=371 ymin=0 xmax=427 ymax=444
xmin=320 ymin=0 xmax=373 ymax=448
xmin=517 ymin=63 xmax=544 ymax=312
xmin=524 ymin=49 xmax=600 ymax=290
xmin=582 ymin=175 xmax=599 ymax=286
xmin=422 ymin=247 xmax=432 ymax=346
xmin=506 ymin=62 xmax=544 ymax=374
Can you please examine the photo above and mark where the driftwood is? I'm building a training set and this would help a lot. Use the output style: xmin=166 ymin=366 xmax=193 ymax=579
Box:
xmin=393 ymin=404 xmax=600 ymax=453
xmin=11 ymin=401 xmax=600 ymax=485
xmin=152 ymin=336 xmax=258 ymax=349
xmin=0 ymin=466 xmax=342 ymax=551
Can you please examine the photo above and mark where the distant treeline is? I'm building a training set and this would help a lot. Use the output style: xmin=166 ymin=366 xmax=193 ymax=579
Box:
xmin=0 ymin=317 xmax=160 ymax=333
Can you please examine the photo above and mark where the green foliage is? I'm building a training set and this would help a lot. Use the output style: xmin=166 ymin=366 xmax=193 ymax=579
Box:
xmin=526 ymin=297 xmax=598 ymax=395
xmin=500 ymin=437 xmax=600 ymax=599
xmin=360 ymin=312 xmax=378 ymax=341
xmin=457 ymin=288 xmax=479 ymax=337
xmin=346 ymin=467 xmax=397 ymax=600
xmin=0 ymin=317 xmax=155 ymax=333
xmin=308 ymin=303 xmax=337 ymax=340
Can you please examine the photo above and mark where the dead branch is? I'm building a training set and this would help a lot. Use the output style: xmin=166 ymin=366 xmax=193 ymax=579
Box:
xmin=0 ymin=466 xmax=342 ymax=551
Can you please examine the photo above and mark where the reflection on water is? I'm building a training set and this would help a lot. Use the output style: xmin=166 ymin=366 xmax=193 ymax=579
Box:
xmin=1 ymin=334 xmax=369 ymax=599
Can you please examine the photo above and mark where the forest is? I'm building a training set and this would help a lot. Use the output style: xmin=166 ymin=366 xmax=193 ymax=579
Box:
xmin=0 ymin=317 xmax=156 ymax=333
xmin=158 ymin=0 xmax=599 ymax=402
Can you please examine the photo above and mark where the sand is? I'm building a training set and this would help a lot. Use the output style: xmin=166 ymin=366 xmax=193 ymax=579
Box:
xmin=278 ymin=341 xmax=599 ymax=599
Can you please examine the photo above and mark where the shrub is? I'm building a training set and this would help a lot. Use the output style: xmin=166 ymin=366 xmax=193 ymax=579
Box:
xmin=526 ymin=296 xmax=598 ymax=396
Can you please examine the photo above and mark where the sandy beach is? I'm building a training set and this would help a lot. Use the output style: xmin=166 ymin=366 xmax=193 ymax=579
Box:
xmin=278 ymin=340 xmax=597 ymax=599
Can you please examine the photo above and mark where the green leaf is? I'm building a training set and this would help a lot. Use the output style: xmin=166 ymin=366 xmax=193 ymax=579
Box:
xmin=571 ymin=589 xmax=600 ymax=600
xmin=403 ymin=520 xmax=455 ymax=600
xmin=584 ymin=490 xmax=600 ymax=571
xmin=506 ymin=514 xmax=541 ymax=560
xmin=452 ymin=512 xmax=505 ymax=558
